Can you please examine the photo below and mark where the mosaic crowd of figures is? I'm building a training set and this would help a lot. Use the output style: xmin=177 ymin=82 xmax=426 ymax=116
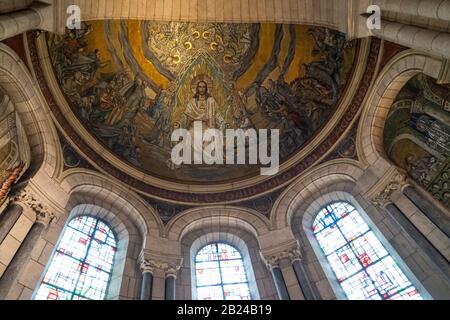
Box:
xmin=384 ymin=74 xmax=450 ymax=207
xmin=47 ymin=21 xmax=356 ymax=182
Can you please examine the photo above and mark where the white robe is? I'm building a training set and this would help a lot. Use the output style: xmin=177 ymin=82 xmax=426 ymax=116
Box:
xmin=184 ymin=96 xmax=223 ymax=163
xmin=184 ymin=96 xmax=220 ymax=129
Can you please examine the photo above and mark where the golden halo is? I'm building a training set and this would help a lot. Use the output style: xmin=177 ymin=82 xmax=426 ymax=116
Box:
xmin=190 ymin=74 xmax=214 ymax=94
xmin=202 ymin=31 xmax=210 ymax=39
xmin=210 ymin=41 xmax=218 ymax=51
xmin=171 ymin=54 xmax=181 ymax=64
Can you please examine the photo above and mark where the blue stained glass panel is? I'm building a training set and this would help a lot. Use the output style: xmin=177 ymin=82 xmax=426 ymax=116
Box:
xmin=195 ymin=261 xmax=222 ymax=286
xmin=195 ymin=243 xmax=251 ymax=300
xmin=313 ymin=201 xmax=423 ymax=300
xmin=35 ymin=216 xmax=117 ymax=300
xmin=223 ymin=284 xmax=251 ymax=300
xmin=326 ymin=245 xmax=362 ymax=281
xmin=315 ymin=225 xmax=348 ymax=255
xmin=197 ymin=285 xmax=224 ymax=300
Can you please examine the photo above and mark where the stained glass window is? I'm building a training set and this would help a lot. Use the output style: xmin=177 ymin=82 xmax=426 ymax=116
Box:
xmin=195 ymin=243 xmax=251 ymax=300
xmin=313 ymin=201 xmax=422 ymax=300
xmin=35 ymin=216 xmax=117 ymax=300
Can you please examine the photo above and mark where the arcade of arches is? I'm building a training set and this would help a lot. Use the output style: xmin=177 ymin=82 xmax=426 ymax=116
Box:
xmin=0 ymin=0 xmax=449 ymax=300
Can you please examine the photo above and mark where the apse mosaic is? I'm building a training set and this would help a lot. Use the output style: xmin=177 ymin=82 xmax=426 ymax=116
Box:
xmin=313 ymin=202 xmax=422 ymax=300
xmin=47 ymin=21 xmax=357 ymax=183
xmin=384 ymin=74 xmax=450 ymax=207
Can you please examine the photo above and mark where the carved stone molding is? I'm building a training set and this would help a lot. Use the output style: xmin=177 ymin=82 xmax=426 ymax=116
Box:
xmin=139 ymin=250 xmax=183 ymax=278
xmin=261 ymin=240 xmax=302 ymax=269
xmin=165 ymin=264 xmax=182 ymax=279
xmin=368 ymin=168 xmax=409 ymax=208
xmin=12 ymin=189 xmax=55 ymax=227
xmin=140 ymin=259 xmax=157 ymax=275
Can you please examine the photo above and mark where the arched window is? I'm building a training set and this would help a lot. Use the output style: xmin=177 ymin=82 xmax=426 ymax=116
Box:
xmin=313 ymin=201 xmax=422 ymax=300
xmin=35 ymin=216 xmax=117 ymax=300
xmin=195 ymin=242 xmax=251 ymax=300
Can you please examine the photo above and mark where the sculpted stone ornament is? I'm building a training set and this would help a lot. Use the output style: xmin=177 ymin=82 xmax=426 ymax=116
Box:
xmin=140 ymin=255 xmax=182 ymax=278
xmin=370 ymin=170 xmax=409 ymax=208
xmin=12 ymin=189 xmax=55 ymax=227
xmin=287 ymin=247 xmax=303 ymax=263
xmin=140 ymin=259 xmax=158 ymax=274
xmin=262 ymin=243 xmax=303 ymax=269
xmin=35 ymin=211 xmax=56 ymax=227
xmin=165 ymin=264 xmax=182 ymax=278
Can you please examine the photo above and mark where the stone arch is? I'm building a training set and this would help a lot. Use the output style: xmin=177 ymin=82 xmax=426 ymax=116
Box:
xmin=291 ymin=190 xmax=434 ymax=300
xmin=28 ymin=169 xmax=165 ymax=300
xmin=165 ymin=206 xmax=272 ymax=241
xmin=357 ymin=49 xmax=447 ymax=168
xmin=176 ymin=210 xmax=277 ymax=300
xmin=271 ymin=160 xmax=366 ymax=230
xmin=183 ymin=232 xmax=266 ymax=300
xmin=61 ymin=169 xmax=164 ymax=239
xmin=33 ymin=204 xmax=133 ymax=300
xmin=0 ymin=44 xmax=60 ymax=178
xmin=280 ymin=167 xmax=450 ymax=299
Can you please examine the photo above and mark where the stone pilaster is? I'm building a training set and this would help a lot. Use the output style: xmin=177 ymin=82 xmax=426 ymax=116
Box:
xmin=368 ymin=168 xmax=409 ymax=208
xmin=0 ymin=189 xmax=55 ymax=299
xmin=0 ymin=204 xmax=23 ymax=245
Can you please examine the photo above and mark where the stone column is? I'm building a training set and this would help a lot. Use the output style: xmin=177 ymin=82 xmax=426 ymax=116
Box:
xmin=383 ymin=202 xmax=450 ymax=279
xmin=403 ymin=186 xmax=450 ymax=238
xmin=268 ymin=263 xmax=290 ymax=300
xmin=0 ymin=204 xmax=23 ymax=245
xmin=139 ymin=250 xmax=183 ymax=301
xmin=262 ymin=251 xmax=291 ymax=300
xmin=371 ymin=21 xmax=450 ymax=60
xmin=288 ymin=249 xmax=318 ymax=300
xmin=164 ymin=265 xmax=180 ymax=301
xmin=165 ymin=275 xmax=176 ymax=300
xmin=370 ymin=171 xmax=450 ymax=280
xmin=0 ymin=210 xmax=53 ymax=299
xmin=139 ymin=260 xmax=154 ymax=300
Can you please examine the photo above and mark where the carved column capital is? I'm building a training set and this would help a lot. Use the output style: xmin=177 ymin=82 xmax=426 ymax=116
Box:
xmin=35 ymin=211 xmax=55 ymax=228
xmin=261 ymin=240 xmax=302 ymax=269
xmin=164 ymin=263 xmax=182 ymax=279
xmin=139 ymin=250 xmax=183 ymax=278
xmin=368 ymin=168 xmax=410 ymax=208
xmin=12 ymin=189 xmax=56 ymax=227
xmin=140 ymin=259 xmax=157 ymax=275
